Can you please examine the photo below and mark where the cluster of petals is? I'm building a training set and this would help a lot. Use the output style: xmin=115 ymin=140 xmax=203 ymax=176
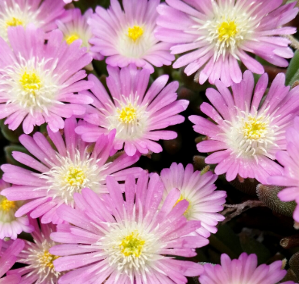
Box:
xmin=190 ymin=71 xmax=299 ymax=184
xmin=156 ymin=0 xmax=298 ymax=86
xmin=0 ymin=238 xmax=24 ymax=284
xmin=50 ymin=172 xmax=206 ymax=283
xmin=1 ymin=117 xmax=142 ymax=224
xmin=0 ymin=26 xmax=93 ymax=134
xmin=8 ymin=219 xmax=61 ymax=284
xmin=76 ymin=64 xmax=189 ymax=156
xmin=0 ymin=179 xmax=33 ymax=239
xmin=268 ymin=117 xmax=299 ymax=223
xmin=199 ymin=253 xmax=294 ymax=284
xmin=88 ymin=0 xmax=174 ymax=73
xmin=160 ymin=162 xmax=226 ymax=238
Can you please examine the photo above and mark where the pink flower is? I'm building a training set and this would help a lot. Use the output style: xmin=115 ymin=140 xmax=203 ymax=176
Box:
xmin=268 ymin=117 xmax=299 ymax=223
xmin=8 ymin=219 xmax=62 ymax=284
xmin=1 ymin=117 xmax=142 ymax=224
xmin=88 ymin=0 xmax=174 ymax=73
xmin=76 ymin=65 xmax=189 ymax=156
xmin=0 ymin=179 xmax=33 ymax=239
xmin=0 ymin=26 xmax=93 ymax=134
xmin=160 ymin=163 xmax=226 ymax=238
xmin=199 ymin=253 xmax=294 ymax=284
xmin=156 ymin=0 xmax=298 ymax=86
xmin=189 ymin=71 xmax=299 ymax=184
xmin=50 ymin=172 xmax=206 ymax=283
xmin=0 ymin=238 xmax=24 ymax=284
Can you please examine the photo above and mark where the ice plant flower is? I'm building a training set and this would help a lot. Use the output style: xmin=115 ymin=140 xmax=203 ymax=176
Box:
xmin=88 ymin=0 xmax=174 ymax=73
xmin=268 ymin=117 xmax=299 ymax=223
xmin=156 ymin=0 xmax=298 ymax=86
xmin=0 ymin=179 xmax=33 ymax=240
xmin=50 ymin=172 xmax=206 ymax=283
xmin=57 ymin=8 xmax=103 ymax=61
xmin=189 ymin=71 xmax=299 ymax=184
xmin=76 ymin=65 xmax=189 ymax=156
xmin=199 ymin=253 xmax=294 ymax=284
xmin=0 ymin=238 xmax=24 ymax=284
xmin=8 ymin=219 xmax=63 ymax=284
xmin=0 ymin=0 xmax=68 ymax=42
xmin=1 ymin=117 xmax=142 ymax=224
xmin=160 ymin=163 xmax=226 ymax=238
xmin=0 ymin=26 xmax=93 ymax=134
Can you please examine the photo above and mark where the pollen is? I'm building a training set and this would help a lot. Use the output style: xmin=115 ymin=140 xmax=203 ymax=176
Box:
xmin=65 ymin=33 xmax=80 ymax=45
xmin=119 ymin=231 xmax=145 ymax=257
xmin=127 ymin=25 xmax=144 ymax=41
xmin=6 ymin=17 xmax=23 ymax=27
xmin=242 ymin=115 xmax=267 ymax=140
xmin=0 ymin=198 xmax=16 ymax=212
xmin=64 ymin=166 xmax=86 ymax=186
xmin=20 ymin=71 xmax=41 ymax=93
xmin=118 ymin=104 xmax=137 ymax=123
xmin=38 ymin=250 xmax=59 ymax=269
xmin=217 ymin=20 xmax=237 ymax=42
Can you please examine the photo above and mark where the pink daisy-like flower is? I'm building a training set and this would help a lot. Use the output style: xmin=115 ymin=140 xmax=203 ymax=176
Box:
xmin=50 ymin=172 xmax=206 ymax=283
xmin=160 ymin=163 xmax=226 ymax=238
xmin=57 ymin=8 xmax=103 ymax=61
xmin=76 ymin=65 xmax=189 ymax=156
xmin=0 ymin=0 xmax=68 ymax=42
xmin=199 ymin=253 xmax=294 ymax=284
xmin=0 ymin=179 xmax=33 ymax=240
xmin=0 ymin=238 xmax=24 ymax=284
xmin=0 ymin=26 xmax=93 ymax=134
xmin=8 ymin=219 xmax=62 ymax=284
xmin=268 ymin=117 xmax=299 ymax=223
xmin=88 ymin=0 xmax=174 ymax=73
xmin=156 ymin=0 xmax=298 ymax=86
xmin=1 ymin=117 xmax=142 ymax=224
xmin=189 ymin=71 xmax=299 ymax=184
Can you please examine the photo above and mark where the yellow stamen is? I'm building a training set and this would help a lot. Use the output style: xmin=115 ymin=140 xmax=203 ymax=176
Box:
xmin=242 ymin=115 xmax=267 ymax=140
xmin=118 ymin=104 xmax=137 ymax=123
xmin=38 ymin=250 xmax=59 ymax=269
xmin=64 ymin=167 xmax=86 ymax=186
xmin=218 ymin=21 xmax=237 ymax=42
xmin=20 ymin=71 xmax=41 ymax=93
xmin=6 ymin=17 xmax=23 ymax=27
xmin=127 ymin=25 xmax=144 ymax=41
xmin=120 ymin=231 xmax=145 ymax=257
xmin=65 ymin=34 xmax=80 ymax=45
xmin=0 ymin=198 xmax=16 ymax=212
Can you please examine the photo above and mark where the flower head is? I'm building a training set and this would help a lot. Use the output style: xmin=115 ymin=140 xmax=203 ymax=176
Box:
xmin=0 ymin=0 xmax=68 ymax=42
xmin=160 ymin=163 xmax=226 ymax=238
xmin=1 ymin=117 xmax=142 ymax=224
xmin=0 ymin=26 xmax=93 ymax=134
xmin=0 ymin=238 xmax=24 ymax=284
xmin=156 ymin=0 xmax=298 ymax=86
xmin=50 ymin=172 xmax=206 ymax=283
xmin=88 ymin=0 xmax=174 ymax=73
xmin=199 ymin=253 xmax=294 ymax=284
xmin=268 ymin=117 xmax=299 ymax=223
xmin=189 ymin=71 xmax=299 ymax=184
xmin=76 ymin=65 xmax=189 ymax=156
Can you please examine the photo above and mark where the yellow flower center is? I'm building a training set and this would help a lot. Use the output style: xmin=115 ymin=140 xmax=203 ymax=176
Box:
xmin=20 ymin=71 xmax=41 ymax=93
xmin=38 ymin=250 xmax=59 ymax=269
xmin=118 ymin=104 xmax=137 ymax=123
xmin=218 ymin=20 xmax=237 ymax=42
xmin=65 ymin=34 xmax=80 ymax=45
xmin=6 ymin=17 xmax=23 ymax=27
xmin=0 ymin=198 xmax=16 ymax=212
xmin=127 ymin=25 xmax=144 ymax=41
xmin=120 ymin=231 xmax=145 ymax=257
xmin=174 ymin=194 xmax=191 ymax=217
xmin=242 ymin=115 xmax=267 ymax=140
xmin=64 ymin=166 xmax=86 ymax=186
